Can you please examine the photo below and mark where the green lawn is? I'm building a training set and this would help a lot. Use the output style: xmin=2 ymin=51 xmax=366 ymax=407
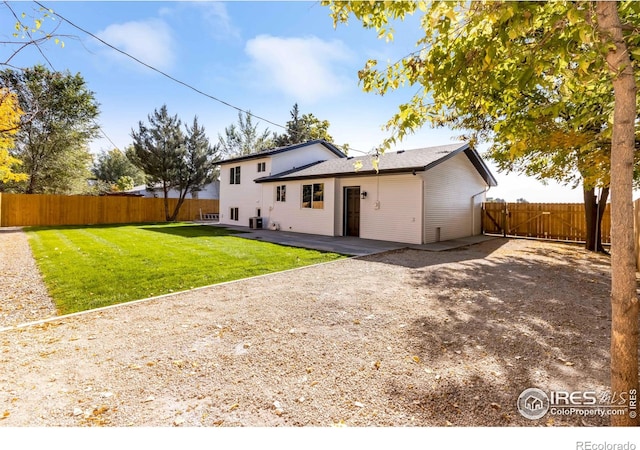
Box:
xmin=26 ymin=223 xmax=344 ymax=315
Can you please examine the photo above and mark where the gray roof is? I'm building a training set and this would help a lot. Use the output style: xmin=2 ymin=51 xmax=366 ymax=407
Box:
xmin=255 ymin=142 xmax=498 ymax=186
xmin=217 ymin=139 xmax=346 ymax=164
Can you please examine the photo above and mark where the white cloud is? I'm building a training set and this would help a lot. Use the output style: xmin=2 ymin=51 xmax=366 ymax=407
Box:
xmin=196 ymin=2 xmax=241 ymax=40
xmin=158 ymin=2 xmax=240 ymax=41
xmin=245 ymin=35 xmax=353 ymax=103
xmin=95 ymin=19 xmax=176 ymax=71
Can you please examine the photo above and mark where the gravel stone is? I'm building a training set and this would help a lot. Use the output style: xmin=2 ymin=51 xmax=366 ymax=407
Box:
xmin=0 ymin=228 xmax=57 ymax=328
xmin=0 ymin=230 xmax=618 ymax=426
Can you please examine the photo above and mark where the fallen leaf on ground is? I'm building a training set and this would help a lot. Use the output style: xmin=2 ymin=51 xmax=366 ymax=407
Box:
xmin=546 ymin=417 xmax=555 ymax=426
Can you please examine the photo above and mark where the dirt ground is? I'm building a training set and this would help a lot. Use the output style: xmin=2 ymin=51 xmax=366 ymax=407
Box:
xmin=0 ymin=233 xmax=623 ymax=427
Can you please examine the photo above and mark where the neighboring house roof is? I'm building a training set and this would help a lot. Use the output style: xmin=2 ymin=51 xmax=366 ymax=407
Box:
xmin=255 ymin=143 xmax=498 ymax=187
xmin=127 ymin=181 xmax=220 ymax=191
xmin=216 ymin=139 xmax=347 ymax=165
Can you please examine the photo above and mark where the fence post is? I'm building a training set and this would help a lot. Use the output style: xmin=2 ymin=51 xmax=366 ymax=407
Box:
xmin=502 ymin=204 xmax=508 ymax=237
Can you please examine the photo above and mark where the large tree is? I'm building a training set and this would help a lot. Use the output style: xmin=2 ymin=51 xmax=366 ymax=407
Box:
xmin=329 ymin=1 xmax=640 ymax=253
xmin=0 ymin=65 xmax=99 ymax=194
xmin=326 ymin=0 xmax=639 ymax=426
xmin=272 ymin=103 xmax=335 ymax=147
xmin=218 ymin=111 xmax=273 ymax=157
xmin=129 ymin=105 xmax=219 ymax=221
xmin=92 ymin=147 xmax=146 ymax=193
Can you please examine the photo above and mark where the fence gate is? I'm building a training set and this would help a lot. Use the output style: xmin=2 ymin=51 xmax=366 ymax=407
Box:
xmin=481 ymin=202 xmax=611 ymax=244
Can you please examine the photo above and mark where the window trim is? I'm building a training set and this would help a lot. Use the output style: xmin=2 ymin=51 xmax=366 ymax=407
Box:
xmin=276 ymin=185 xmax=286 ymax=202
xmin=257 ymin=162 xmax=266 ymax=173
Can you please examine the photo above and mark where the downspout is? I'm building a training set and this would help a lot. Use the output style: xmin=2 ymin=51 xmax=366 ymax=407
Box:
xmin=471 ymin=187 xmax=490 ymax=236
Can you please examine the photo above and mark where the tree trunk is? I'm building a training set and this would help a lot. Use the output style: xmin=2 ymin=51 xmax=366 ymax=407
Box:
xmin=162 ymin=183 xmax=171 ymax=222
xmin=26 ymin=161 xmax=38 ymax=194
xmin=596 ymin=1 xmax=639 ymax=427
xmin=583 ymin=185 xmax=609 ymax=253
xmin=169 ymin=191 xmax=188 ymax=222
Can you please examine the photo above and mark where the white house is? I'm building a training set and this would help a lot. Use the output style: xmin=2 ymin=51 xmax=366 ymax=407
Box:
xmin=127 ymin=181 xmax=220 ymax=199
xmin=217 ymin=140 xmax=497 ymax=245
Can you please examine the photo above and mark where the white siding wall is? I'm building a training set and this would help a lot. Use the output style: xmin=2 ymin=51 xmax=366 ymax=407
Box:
xmin=263 ymin=178 xmax=336 ymax=236
xmin=336 ymin=175 xmax=424 ymax=244
xmin=270 ymin=143 xmax=341 ymax=175
xmin=219 ymin=157 xmax=269 ymax=226
xmin=422 ymin=153 xmax=488 ymax=243
xmin=132 ymin=181 xmax=220 ymax=199
xmin=190 ymin=181 xmax=220 ymax=200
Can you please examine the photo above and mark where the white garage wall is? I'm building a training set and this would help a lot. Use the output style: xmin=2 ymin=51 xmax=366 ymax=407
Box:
xmin=422 ymin=153 xmax=488 ymax=243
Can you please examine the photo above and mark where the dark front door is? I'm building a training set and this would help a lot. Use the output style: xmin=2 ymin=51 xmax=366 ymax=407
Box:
xmin=344 ymin=187 xmax=360 ymax=237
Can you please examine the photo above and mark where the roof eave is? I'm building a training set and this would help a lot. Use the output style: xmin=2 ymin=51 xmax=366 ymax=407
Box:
xmin=463 ymin=147 xmax=498 ymax=187
xmin=418 ymin=143 xmax=497 ymax=187
xmin=254 ymin=166 xmax=426 ymax=183
xmin=216 ymin=139 xmax=347 ymax=165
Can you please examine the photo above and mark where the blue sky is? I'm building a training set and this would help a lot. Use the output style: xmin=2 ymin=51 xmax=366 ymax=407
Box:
xmin=2 ymin=0 xmax=588 ymax=202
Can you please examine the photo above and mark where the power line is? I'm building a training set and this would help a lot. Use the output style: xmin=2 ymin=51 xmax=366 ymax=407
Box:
xmin=6 ymin=1 xmax=122 ymax=153
xmin=34 ymin=0 xmax=287 ymax=130
xmin=30 ymin=1 xmax=363 ymax=157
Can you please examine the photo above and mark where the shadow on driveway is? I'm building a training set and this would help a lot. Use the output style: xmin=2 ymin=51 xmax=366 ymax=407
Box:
xmin=380 ymin=240 xmax=613 ymax=426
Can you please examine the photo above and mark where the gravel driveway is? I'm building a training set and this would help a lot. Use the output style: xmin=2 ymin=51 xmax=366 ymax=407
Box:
xmin=0 ymin=229 xmax=617 ymax=426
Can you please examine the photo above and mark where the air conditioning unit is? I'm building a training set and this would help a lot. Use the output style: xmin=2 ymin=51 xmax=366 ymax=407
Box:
xmin=249 ymin=217 xmax=263 ymax=229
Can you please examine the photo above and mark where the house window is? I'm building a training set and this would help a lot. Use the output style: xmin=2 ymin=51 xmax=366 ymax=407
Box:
xmin=257 ymin=162 xmax=266 ymax=173
xmin=230 ymin=207 xmax=239 ymax=221
xmin=276 ymin=185 xmax=286 ymax=202
xmin=230 ymin=166 xmax=241 ymax=184
xmin=302 ymin=183 xmax=324 ymax=209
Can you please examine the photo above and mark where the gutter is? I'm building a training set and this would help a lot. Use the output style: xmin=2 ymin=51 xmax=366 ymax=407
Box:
xmin=471 ymin=187 xmax=490 ymax=235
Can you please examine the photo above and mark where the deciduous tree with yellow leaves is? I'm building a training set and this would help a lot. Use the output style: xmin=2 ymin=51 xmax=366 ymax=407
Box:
xmin=326 ymin=0 xmax=639 ymax=426
xmin=0 ymin=88 xmax=27 ymax=184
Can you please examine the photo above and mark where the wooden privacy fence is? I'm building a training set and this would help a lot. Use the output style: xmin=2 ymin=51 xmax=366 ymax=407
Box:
xmin=0 ymin=193 xmax=219 ymax=227
xmin=482 ymin=202 xmax=611 ymax=244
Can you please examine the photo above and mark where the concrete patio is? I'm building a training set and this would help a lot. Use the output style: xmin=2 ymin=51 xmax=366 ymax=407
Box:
xmin=199 ymin=222 xmax=497 ymax=256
